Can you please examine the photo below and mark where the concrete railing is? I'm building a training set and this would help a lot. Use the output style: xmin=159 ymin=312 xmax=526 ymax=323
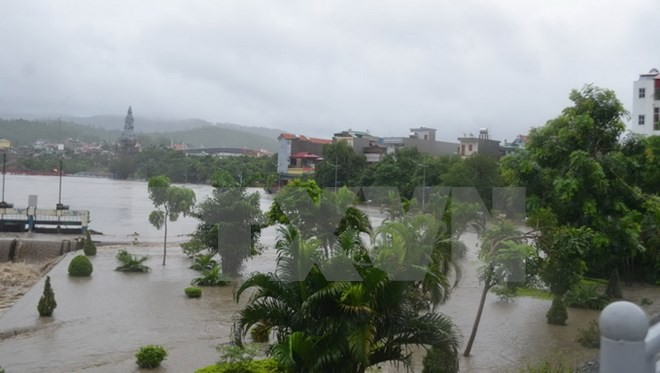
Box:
xmin=600 ymin=301 xmax=660 ymax=373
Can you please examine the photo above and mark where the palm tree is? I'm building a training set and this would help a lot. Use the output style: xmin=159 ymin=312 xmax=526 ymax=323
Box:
xmin=372 ymin=214 xmax=466 ymax=308
xmin=234 ymin=225 xmax=462 ymax=372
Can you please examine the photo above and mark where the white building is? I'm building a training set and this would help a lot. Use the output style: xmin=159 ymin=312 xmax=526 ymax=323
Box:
xmin=631 ymin=68 xmax=660 ymax=136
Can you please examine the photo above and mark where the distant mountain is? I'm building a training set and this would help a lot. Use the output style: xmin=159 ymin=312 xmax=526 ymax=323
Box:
xmin=0 ymin=118 xmax=280 ymax=151
xmin=0 ymin=119 xmax=119 ymax=145
xmin=59 ymin=115 xmax=284 ymax=139
xmin=149 ymin=126 xmax=278 ymax=151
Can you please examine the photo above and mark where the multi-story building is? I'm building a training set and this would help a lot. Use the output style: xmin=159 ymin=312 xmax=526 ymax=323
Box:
xmin=382 ymin=127 xmax=458 ymax=157
xmin=632 ymin=68 xmax=660 ymax=136
xmin=457 ymin=129 xmax=501 ymax=158
xmin=277 ymin=133 xmax=332 ymax=177
xmin=500 ymin=135 xmax=527 ymax=156
xmin=333 ymin=129 xmax=386 ymax=163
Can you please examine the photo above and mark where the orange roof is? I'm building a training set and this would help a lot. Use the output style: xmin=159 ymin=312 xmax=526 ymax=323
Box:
xmin=278 ymin=133 xmax=296 ymax=140
xmin=309 ymin=138 xmax=332 ymax=145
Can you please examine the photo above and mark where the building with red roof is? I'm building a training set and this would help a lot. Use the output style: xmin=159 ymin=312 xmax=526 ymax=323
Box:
xmin=277 ymin=133 xmax=331 ymax=177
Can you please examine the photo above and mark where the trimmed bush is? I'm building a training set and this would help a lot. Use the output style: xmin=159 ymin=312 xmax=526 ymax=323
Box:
xmin=605 ymin=268 xmax=623 ymax=299
xmin=422 ymin=345 xmax=459 ymax=373
xmin=135 ymin=345 xmax=167 ymax=369
xmin=83 ymin=231 xmax=96 ymax=256
xmin=576 ymin=320 xmax=600 ymax=349
xmin=564 ymin=283 xmax=609 ymax=310
xmin=115 ymin=250 xmax=150 ymax=272
xmin=546 ymin=297 xmax=568 ymax=325
xmin=68 ymin=255 xmax=93 ymax=277
xmin=37 ymin=276 xmax=57 ymax=317
xmin=185 ymin=287 xmax=202 ymax=298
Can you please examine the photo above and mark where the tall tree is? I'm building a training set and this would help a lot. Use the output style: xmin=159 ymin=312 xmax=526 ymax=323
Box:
xmin=190 ymin=186 xmax=263 ymax=277
xmin=500 ymin=85 xmax=658 ymax=281
xmin=148 ymin=176 xmax=196 ymax=265
xmin=315 ymin=141 xmax=368 ymax=188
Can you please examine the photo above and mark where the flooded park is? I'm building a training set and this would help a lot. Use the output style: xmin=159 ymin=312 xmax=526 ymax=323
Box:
xmin=0 ymin=176 xmax=657 ymax=372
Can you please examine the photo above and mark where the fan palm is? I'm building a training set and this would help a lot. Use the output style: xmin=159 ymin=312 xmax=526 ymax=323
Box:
xmin=234 ymin=225 xmax=461 ymax=372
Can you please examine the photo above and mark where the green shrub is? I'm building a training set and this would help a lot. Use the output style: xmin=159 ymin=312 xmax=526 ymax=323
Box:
xmin=250 ymin=324 xmax=270 ymax=343
xmin=185 ymin=287 xmax=202 ymax=298
xmin=576 ymin=319 xmax=600 ymax=349
xmin=115 ymin=250 xmax=150 ymax=272
xmin=135 ymin=345 xmax=167 ymax=369
xmin=190 ymin=253 xmax=218 ymax=271
xmin=564 ymin=283 xmax=609 ymax=310
xmin=83 ymin=231 xmax=96 ymax=256
xmin=605 ymin=268 xmax=623 ymax=299
xmin=37 ymin=276 xmax=57 ymax=317
xmin=192 ymin=265 xmax=229 ymax=287
xmin=546 ymin=297 xmax=568 ymax=325
xmin=195 ymin=359 xmax=280 ymax=373
xmin=194 ymin=344 xmax=281 ymax=373
xmin=422 ymin=345 xmax=459 ymax=373
xmin=0 ymin=366 xmax=4 ymax=373
xmin=68 ymin=255 xmax=93 ymax=277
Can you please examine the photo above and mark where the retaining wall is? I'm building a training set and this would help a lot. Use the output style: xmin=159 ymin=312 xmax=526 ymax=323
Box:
xmin=0 ymin=236 xmax=83 ymax=262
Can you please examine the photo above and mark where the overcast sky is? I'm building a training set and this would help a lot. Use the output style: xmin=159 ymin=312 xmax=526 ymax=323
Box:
xmin=1 ymin=0 xmax=658 ymax=141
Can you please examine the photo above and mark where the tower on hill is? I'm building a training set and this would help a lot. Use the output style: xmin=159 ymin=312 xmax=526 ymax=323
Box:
xmin=118 ymin=106 xmax=138 ymax=151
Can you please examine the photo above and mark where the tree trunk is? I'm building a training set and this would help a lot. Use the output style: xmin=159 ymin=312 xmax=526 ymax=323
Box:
xmin=463 ymin=275 xmax=492 ymax=356
xmin=162 ymin=217 xmax=168 ymax=266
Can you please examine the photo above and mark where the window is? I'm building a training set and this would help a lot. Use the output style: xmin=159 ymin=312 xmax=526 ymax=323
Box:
xmin=639 ymin=88 xmax=646 ymax=98
xmin=468 ymin=144 xmax=473 ymax=152
xmin=655 ymin=108 xmax=659 ymax=124
xmin=639 ymin=115 xmax=645 ymax=125
xmin=655 ymin=121 xmax=660 ymax=131
xmin=461 ymin=144 xmax=465 ymax=155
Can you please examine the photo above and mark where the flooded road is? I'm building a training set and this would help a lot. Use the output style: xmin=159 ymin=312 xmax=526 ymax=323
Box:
xmin=0 ymin=176 xmax=657 ymax=372
xmin=0 ymin=231 xmax=602 ymax=373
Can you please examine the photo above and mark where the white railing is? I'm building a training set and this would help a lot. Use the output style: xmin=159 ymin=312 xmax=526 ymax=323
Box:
xmin=600 ymin=301 xmax=660 ymax=373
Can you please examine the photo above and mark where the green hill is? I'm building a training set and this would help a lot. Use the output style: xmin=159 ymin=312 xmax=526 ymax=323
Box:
xmin=0 ymin=119 xmax=279 ymax=151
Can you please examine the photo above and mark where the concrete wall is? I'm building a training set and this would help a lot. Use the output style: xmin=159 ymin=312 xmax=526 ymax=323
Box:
xmin=0 ymin=237 xmax=83 ymax=263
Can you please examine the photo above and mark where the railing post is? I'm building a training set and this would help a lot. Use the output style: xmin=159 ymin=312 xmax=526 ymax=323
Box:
xmin=600 ymin=301 xmax=654 ymax=373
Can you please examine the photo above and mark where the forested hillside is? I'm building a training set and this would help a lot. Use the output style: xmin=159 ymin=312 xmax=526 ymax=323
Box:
xmin=0 ymin=119 xmax=278 ymax=150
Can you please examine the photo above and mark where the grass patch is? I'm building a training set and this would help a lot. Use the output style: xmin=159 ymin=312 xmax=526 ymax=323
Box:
xmin=582 ymin=277 xmax=608 ymax=286
xmin=517 ymin=287 xmax=553 ymax=300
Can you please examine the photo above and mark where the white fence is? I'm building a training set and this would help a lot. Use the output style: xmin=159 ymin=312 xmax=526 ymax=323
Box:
xmin=600 ymin=301 xmax=660 ymax=373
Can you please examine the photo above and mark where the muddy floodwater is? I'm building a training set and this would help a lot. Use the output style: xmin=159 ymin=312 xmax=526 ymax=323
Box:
xmin=0 ymin=176 xmax=657 ymax=372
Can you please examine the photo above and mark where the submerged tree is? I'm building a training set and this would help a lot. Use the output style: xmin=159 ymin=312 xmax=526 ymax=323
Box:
xmin=463 ymin=222 xmax=537 ymax=356
xmin=190 ymin=185 xmax=263 ymax=277
xmin=148 ymin=175 xmax=196 ymax=265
